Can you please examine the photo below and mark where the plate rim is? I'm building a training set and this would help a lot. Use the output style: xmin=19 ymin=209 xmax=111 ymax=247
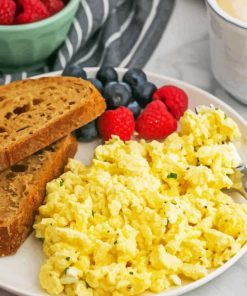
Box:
xmin=1 ymin=243 xmax=246 ymax=296
xmin=1 ymin=68 xmax=247 ymax=296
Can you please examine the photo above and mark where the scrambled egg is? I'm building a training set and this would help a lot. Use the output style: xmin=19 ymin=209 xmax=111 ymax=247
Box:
xmin=34 ymin=107 xmax=247 ymax=296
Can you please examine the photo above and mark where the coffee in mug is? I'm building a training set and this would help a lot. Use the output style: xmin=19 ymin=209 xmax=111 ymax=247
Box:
xmin=217 ymin=0 xmax=247 ymax=23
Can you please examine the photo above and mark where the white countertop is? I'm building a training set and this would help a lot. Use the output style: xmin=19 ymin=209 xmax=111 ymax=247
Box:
xmin=1 ymin=1 xmax=247 ymax=296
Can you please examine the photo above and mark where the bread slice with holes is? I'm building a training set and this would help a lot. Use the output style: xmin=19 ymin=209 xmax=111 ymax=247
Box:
xmin=0 ymin=76 xmax=106 ymax=171
xmin=0 ymin=134 xmax=77 ymax=256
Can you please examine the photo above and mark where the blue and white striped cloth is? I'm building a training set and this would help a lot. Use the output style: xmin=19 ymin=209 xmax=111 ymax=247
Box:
xmin=0 ymin=0 xmax=174 ymax=84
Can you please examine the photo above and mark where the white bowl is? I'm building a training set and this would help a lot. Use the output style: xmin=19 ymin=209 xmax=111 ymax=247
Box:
xmin=206 ymin=0 xmax=247 ymax=104
xmin=0 ymin=68 xmax=246 ymax=296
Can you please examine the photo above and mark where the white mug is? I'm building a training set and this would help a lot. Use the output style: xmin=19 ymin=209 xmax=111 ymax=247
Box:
xmin=207 ymin=0 xmax=247 ymax=105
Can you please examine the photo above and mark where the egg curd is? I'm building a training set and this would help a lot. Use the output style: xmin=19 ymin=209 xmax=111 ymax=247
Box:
xmin=34 ymin=107 xmax=247 ymax=296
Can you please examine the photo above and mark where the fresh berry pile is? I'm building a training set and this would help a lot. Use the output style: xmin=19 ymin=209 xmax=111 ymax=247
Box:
xmin=62 ymin=65 xmax=189 ymax=142
xmin=0 ymin=0 xmax=65 ymax=25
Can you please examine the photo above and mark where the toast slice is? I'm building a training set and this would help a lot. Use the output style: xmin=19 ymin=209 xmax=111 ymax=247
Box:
xmin=0 ymin=76 xmax=106 ymax=171
xmin=0 ymin=134 xmax=77 ymax=256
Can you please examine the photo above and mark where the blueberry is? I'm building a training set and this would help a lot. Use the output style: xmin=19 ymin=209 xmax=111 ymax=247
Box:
xmin=120 ymin=82 xmax=132 ymax=95
xmin=75 ymin=120 xmax=98 ymax=142
xmin=133 ymin=81 xmax=157 ymax=108
xmin=123 ymin=68 xmax=147 ymax=89
xmin=96 ymin=67 xmax=118 ymax=85
xmin=87 ymin=78 xmax=103 ymax=93
xmin=62 ymin=65 xmax=87 ymax=79
xmin=103 ymin=82 xmax=132 ymax=109
xmin=127 ymin=101 xmax=141 ymax=119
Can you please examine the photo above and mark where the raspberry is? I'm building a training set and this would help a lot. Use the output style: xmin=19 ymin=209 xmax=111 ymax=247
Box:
xmin=98 ymin=106 xmax=135 ymax=141
xmin=0 ymin=0 xmax=16 ymax=25
xmin=136 ymin=100 xmax=177 ymax=140
xmin=41 ymin=0 xmax=64 ymax=15
xmin=16 ymin=0 xmax=50 ymax=24
xmin=152 ymin=85 xmax=188 ymax=120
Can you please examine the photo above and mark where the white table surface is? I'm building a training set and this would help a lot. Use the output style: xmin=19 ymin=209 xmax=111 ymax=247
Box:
xmin=1 ymin=0 xmax=247 ymax=296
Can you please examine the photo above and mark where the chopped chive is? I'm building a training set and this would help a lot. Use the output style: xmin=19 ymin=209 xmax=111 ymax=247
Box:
xmin=60 ymin=179 xmax=64 ymax=186
xmin=64 ymin=267 xmax=69 ymax=275
xmin=92 ymin=210 xmax=94 ymax=217
xmin=65 ymin=257 xmax=70 ymax=261
xmin=114 ymin=240 xmax=118 ymax=245
xmin=129 ymin=271 xmax=134 ymax=275
xmin=224 ymin=113 xmax=227 ymax=119
xmin=167 ymin=172 xmax=177 ymax=179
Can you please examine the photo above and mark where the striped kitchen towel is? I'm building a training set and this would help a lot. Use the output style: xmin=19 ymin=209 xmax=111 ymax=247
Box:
xmin=0 ymin=0 xmax=175 ymax=84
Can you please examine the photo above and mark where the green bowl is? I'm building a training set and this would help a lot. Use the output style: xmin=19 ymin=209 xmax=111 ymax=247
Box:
xmin=0 ymin=0 xmax=79 ymax=73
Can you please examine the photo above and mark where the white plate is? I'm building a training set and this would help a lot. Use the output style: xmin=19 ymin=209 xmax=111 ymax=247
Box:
xmin=0 ymin=68 xmax=247 ymax=296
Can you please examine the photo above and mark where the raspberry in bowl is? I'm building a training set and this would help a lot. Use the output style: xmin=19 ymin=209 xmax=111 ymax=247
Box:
xmin=0 ymin=0 xmax=79 ymax=72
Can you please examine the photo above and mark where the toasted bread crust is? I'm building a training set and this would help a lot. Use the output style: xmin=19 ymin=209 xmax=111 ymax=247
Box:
xmin=0 ymin=77 xmax=106 ymax=171
xmin=0 ymin=135 xmax=77 ymax=256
